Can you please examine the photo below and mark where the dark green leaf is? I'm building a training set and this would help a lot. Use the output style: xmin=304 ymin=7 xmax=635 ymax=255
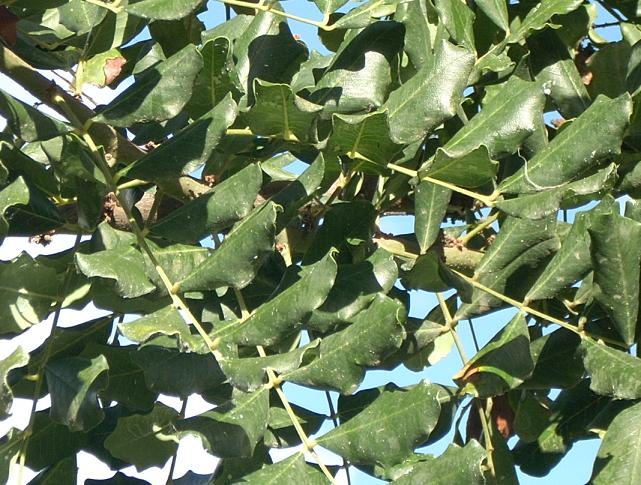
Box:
xmin=455 ymin=314 xmax=534 ymax=397
xmin=590 ymin=401 xmax=641 ymax=485
xmin=45 ymin=355 xmax=109 ymax=432
xmin=390 ymin=441 xmax=486 ymax=484
xmin=126 ymin=0 xmax=203 ymax=20
xmin=580 ymin=339 xmax=641 ymax=399
xmin=119 ymin=305 xmax=193 ymax=349
xmin=220 ymin=251 xmax=337 ymax=346
xmin=0 ymin=252 xmax=59 ymax=335
xmin=589 ymin=210 xmax=641 ymax=346
xmin=104 ymin=403 xmax=179 ymax=471
xmin=0 ymin=90 xmax=69 ymax=142
xmin=177 ymin=387 xmax=269 ymax=458
xmin=507 ymin=0 xmax=583 ymax=43
xmin=125 ymin=94 xmax=238 ymax=180
xmin=175 ymin=202 xmax=279 ymax=292
xmin=525 ymin=329 xmax=583 ymax=389
xmin=318 ymin=382 xmax=447 ymax=467
xmin=285 ymin=294 xmax=406 ymax=393
xmin=236 ymin=453 xmax=328 ymax=484
xmin=435 ymin=0 xmax=476 ymax=50
xmin=476 ymin=0 xmax=509 ymax=32
xmin=499 ymin=95 xmax=632 ymax=194
xmin=0 ymin=176 xmax=30 ymax=243
xmin=423 ymin=145 xmax=498 ymax=188
xmin=94 ymin=45 xmax=203 ymax=126
xmin=384 ymin=40 xmax=475 ymax=144
xmin=415 ymin=182 xmax=451 ymax=253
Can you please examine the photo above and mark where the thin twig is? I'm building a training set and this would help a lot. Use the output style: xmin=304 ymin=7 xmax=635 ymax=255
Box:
xmin=165 ymin=398 xmax=189 ymax=484
xmin=218 ymin=0 xmax=333 ymax=30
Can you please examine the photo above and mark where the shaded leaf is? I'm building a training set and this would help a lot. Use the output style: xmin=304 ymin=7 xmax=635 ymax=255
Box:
xmin=45 ymin=355 xmax=109 ymax=432
xmin=0 ymin=347 xmax=28 ymax=418
xmin=126 ymin=0 xmax=204 ymax=21
xmin=236 ymin=453 xmax=328 ymax=484
xmin=0 ymin=90 xmax=69 ymax=142
xmin=0 ymin=176 xmax=30 ymax=243
xmin=454 ymin=314 xmax=534 ymax=398
xmin=119 ymin=305 xmax=192 ymax=349
xmin=507 ymin=0 xmax=583 ymax=43
xmin=104 ymin=403 xmax=179 ymax=471
xmin=435 ymin=0 xmax=476 ymax=50
xmin=476 ymin=0 xmax=509 ymax=32
xmin=525 ymin=329 xmax=583 ymax=389
xmin=590 ymin=401 xmax=641 ymax=485
xmin=423 ymin=145 xmax=498 ymax=188
xmin=415 ymin=182 xmax=451 ymax=253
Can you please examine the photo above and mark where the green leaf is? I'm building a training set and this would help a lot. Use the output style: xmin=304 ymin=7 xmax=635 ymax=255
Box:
xmin=45 ymin=355 xmax=109 ymax=432
xmin=310 ymin=0 xmax=349 ymax=15
xmin=94 ymin=45 xmax=203 ymax=126
xmin=177 ymin=387 xmax=269 ymax=458
xmin=0 ymin=90 xmax=69 ymax=142
xmin=233 ymin=9 xmax=307 ymax=99
xmin=507 ymin=0 xmax=583 ymax=43
xmin=0 ymin=431 xmax=20 ymax=485
xmin=126 ymin=0 xmax=203 ymax=20
xmin=384 ymin=40 xmax=475 ymax=144
xmin=393 ymin=0 xmax=438 ymax=70
xmin=529 ymin=30 xmax=591 ymax=118
xmin=454 ymin=314 xmax=534 ymax=398
xmin=0 ymin=176 xmax=30 ymax=243
xmin=590 ymin=401 xmax=641 ymax=485
xmin=333 ymin=0 xmax=404 ymax=29
xmin=422 ymin=145 xmax=498 ymax=188
xmin=0 ymin=252 xmax=60 ymax=335
xmin=246 ymin=80 xmax=322 ymax=142
xmin=580 ymin=339 xmax=641 ymax=399
xmin=390 ymin=441 xmax=486 ymax=484
xmin=265 ymin=404 xmax=325 ymax=449
xmin=187 ymin=37 xmax=237 ymax=118
xmin=306 ymin=248 xmax=399 ymax=332
xmin=57 ymin=0 xmax=107 ymax=34
xmin=79 ymin=344 xmax=157 ymax=411
xmin=125 ymin=94 xmax=238 ymax=180
xmin=237 ymin=453 xmax=328 ymax=484
xmin=220 ymin=342 xmax=320 ymax=392
xmin=131 ymin=346 xmax=226 ymax=398
xmin=415 ymin=182 xmax=451 ymax=253
xmin=435 ymin=0 xmax=476 ymax=50
xmin=589 ymin=210 xmax=641 ymax=346
xmin=219 ymin=251 xmax=337 ymax=346
xmin=76 ymin=246 xmax=156 ymax=298
xmin=175 ymin=202 xmax=279 ymax=292
xmin=284 ymin=294 xmax=406 ymax=394
xmin=119 ymin=305 xmax=193 ymax=349
xmin=476 ymin=0 xmax=509 ymax=32
xmin=326 ymin=110 xmax=403 ymax=167
xmin=442 ymin=76 xmax=546 ymax=158
xmin=310 ymin=21 xmax=405 ymax=114
xmin=31 ymin=455 xmax=77 ymax=485
xmin=499 ymin=94 xmax=632 ymax=194
xmin=317 ymin=382 xmax=446 ymax=467
xmin=105 ymin=403 xmax=179 ymax=470
xmin=496 ymin=163 xmax=617 ymax=219
xmin=525 ymin=329 xmax=583 ymax=389
xmin=0 ymin=347 xmax=28 ymax=419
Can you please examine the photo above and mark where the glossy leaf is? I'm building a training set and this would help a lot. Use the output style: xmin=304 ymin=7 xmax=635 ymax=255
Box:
xmin=220 ymin=251 xmax=337 ymax=346
xmin=284 ymin=294 xmax=406 ymax=394
xmin=434 ymin=0 xmax=476 ymax=50
xmin=45 ymin=355 xmax=109 ymax=432
xmin=390 ymin=441 xmax=486 ymax=484
xmin=318 ymin=382 xmax=446 ymax=467
xmin=94 ymin=45 xmax=203 ymax=126
xmin=175 ymin=202 xmax=279 ymax=292
xmin=125 ymin=95 xmax=238 ymax=180
xmin=589 ymin=210 xmax=641 ymax=346
xmin=384 ymin=40 xmax=475 ymax=144
xmin=499 ymin=94 xmax=632 ymax=194
xmin=237 ymin=453 xmax=328 ymax=484
xmin=580 ymin=339 xmax=641 ymax=399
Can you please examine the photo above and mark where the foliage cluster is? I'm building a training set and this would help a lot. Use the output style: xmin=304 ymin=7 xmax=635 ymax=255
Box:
xmin=1 ymin=0 xmax=641 ymax=483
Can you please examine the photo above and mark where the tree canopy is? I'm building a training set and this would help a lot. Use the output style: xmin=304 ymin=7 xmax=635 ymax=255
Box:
xmin=1 ymin=0 xmax=641 ymax=483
